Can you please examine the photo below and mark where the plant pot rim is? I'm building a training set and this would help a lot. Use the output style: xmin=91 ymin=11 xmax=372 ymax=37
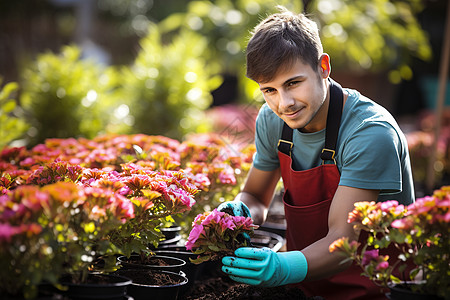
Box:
xmin=118 ymin=254 xmax=186 ymax=268
xmin=158 ymin=234 xmax=182 ymax=245
xmin=126 ymin=270 xmax=188 ymax=288
xmin=59 ymin=273 xmax=132 ymax=287
xmin=252 ymin=229 xmax=285 ymax=252
xmin=160 ymin=225 xmax=182 ymax=232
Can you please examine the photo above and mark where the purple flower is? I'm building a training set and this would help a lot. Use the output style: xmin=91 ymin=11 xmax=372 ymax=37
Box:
xmin=362 ymin=249 xmax=380 ymax=266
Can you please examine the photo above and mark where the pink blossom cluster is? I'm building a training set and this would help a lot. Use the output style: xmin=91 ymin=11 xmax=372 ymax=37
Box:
xmin=390 ymin=187 xmax=450 ymax=232
xmin=0 ymin=182 xmax=131 ymax=244
xmin=405 ymin=110 xmax=450 ymax=184
xmin=361 ymin=249 xmax=389 ymax=271
xmin=0 ymin=133 xmax=255 ymax=197
xmin=0 ymin=133 xmax=256 ymax=252
xmin=185 ymin=209 xmax=258 ymax=263
xmin=0 ymin=133 xmax=256 ymax=297
xmin=347 ymin=200 xmax=406 ymax=229
xmin=330 ymin=186 xmax=450 ymax=295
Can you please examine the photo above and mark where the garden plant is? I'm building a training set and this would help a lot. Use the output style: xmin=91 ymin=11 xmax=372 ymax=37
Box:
xmin=185 ymin=208 xmax=258 ymax=264
xmin=0 ymin=133 xmax=255 ymax=299
xmin=329 ymin=186 xmax=450 ymax=299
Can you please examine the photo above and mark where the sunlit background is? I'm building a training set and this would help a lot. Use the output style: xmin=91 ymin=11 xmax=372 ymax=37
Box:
xmin=0 ymin=0 xmax=449 ymax=193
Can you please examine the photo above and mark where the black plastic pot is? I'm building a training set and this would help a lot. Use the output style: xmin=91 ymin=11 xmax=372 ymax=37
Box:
xmin=117 ymin=255 xmax=186 ymax=274
xmin=251 ymin=229 xmax=285 ymax=252
xmin=160 ymin=225 xmax=182 ymax=241
xmin=387 ymin=282 xmax=444 ymax=300
xmin=154 ymin=248 xmax=200 ymax=294
xmin=148 ymin=225 xmax=182 ymax=250
xmin=116 ymin=269 xmax=188 ymax=300
xmin=41 ymin=273 xmax=132 ymax=300
xmin=260 ymin=215 xmax=287 ymax=238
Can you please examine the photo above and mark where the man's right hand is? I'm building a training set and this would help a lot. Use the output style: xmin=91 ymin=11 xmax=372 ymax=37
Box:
xmin=218 ymin=200 xmax=252 ymax=243
xmin=217 ymin=200 xmax=252 ymax=218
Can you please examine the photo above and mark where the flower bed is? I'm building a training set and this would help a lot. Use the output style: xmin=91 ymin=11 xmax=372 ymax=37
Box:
xmin=0 ymin=133 xmax=255 ymax=299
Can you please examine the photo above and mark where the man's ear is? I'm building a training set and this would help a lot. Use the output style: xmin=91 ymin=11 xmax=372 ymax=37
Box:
xmin=319 ymin=54 xmax=331 ymax=78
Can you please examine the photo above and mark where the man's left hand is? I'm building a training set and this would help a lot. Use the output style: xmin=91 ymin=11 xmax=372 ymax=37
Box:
xmin=222 ymin=247 xmax=308 ymax=287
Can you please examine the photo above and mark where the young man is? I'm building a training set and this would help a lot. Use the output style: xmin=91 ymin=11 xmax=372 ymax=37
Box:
xmin=218 ymin=6 xmax=415 ymax=300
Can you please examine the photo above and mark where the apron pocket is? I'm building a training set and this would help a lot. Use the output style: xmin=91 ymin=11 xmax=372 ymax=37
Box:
xmin=283 ymin=194 xmax=332 ymax=251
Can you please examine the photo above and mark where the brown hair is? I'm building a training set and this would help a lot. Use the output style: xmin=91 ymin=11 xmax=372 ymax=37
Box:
xmin=246 ymin=6 xmax=323 ymax=83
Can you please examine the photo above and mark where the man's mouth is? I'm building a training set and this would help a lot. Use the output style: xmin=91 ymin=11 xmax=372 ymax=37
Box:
xmin=283 ymin=108 xmax=302 ymax=119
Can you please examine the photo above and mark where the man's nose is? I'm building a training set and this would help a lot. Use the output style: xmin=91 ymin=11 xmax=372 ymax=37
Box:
xmin=279 ymin=90 xmax=295 ymax=110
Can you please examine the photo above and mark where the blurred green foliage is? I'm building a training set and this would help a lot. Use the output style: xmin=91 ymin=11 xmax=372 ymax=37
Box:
xmin=20 ymin=46 xmax=118 ymax=146
xmin=158 ymin=0 xmax=303 ymax=102
xmin=147 ymin=0 xmax=432 ymax=103
xmin=118 ymin=23 xmax=222 ymax=140
xmin=5 ymin=0 xmax=432 ymax=148
xmin=311 ymin=0 xmax=432 ymax=83
xmin=98 ymin=0 xmax=431 ymax=99
xmin=0 ymin=79 xmax=29 ymax=148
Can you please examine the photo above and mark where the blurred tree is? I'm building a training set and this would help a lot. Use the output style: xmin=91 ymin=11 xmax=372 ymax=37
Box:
xmin=152 ymin=0 xmax=431 ymax=103
xmin=2 ymin=0 xmax=432 ymax=147
xmin=309 ymin=0 xmax=432 ymax=84
xmin=118 ymin=23 xmax=222 ymax=139
xmin=19 ymin=45 xmax=119 ymax=146
xmin=157 ymin=0 xmax=303 ymax=103
xmin=0 ymin=79 xmax=29 ymax=148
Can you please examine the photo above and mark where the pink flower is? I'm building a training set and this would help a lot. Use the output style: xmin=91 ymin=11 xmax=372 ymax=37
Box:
xmin=113 ymin=196 xmax=135 ymax=222
xmin=376 ymin=261 xmax=389 ymax=271
xmin=118 ymin=185 xmax=132 ymax=196
xmin=186 ymin=209 xmax=258 ymax=260
xmin=219 ymin=217 xmax=236 ymax=231
xmin=435 ymin=212 xmax=450 ymax=223
xmin=217 ymin=166 xmax=237 ymax=185
xmin=391 ymin=218 xmax=414 ymax=230
xmin=379 ymin=200 xmax=398 ymax=212
xmin=202 ymin=209 xmax=223 ymax=226
xmin=0 ymin=223 xmax=17 ymax=242
xmin=191 ymin=173 xmax=210 ymax=189
xmin=185 ymin=224 xmax=204 ymax=250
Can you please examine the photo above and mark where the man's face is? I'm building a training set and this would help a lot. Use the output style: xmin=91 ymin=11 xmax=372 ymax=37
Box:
xmin=258 ymin=59 xmax=329 ymax=133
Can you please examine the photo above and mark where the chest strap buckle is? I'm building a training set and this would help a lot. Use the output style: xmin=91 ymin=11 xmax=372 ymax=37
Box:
xmin=278 ymin=139 xmax=294 ymax=156
xmin=321 ymin=148 xmax=336 ymax=165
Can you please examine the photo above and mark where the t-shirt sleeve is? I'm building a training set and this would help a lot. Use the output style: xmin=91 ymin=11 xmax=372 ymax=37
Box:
xmin=339 ymin=122 xmax=403 ymax=194
xmin=253 ymin=105 xmax=281 ymax=171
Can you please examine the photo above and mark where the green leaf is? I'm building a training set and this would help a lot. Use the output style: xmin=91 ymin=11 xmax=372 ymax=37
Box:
xmin=208 ymin=245 xmax=220 ymax=252
xmin=193 ymin=248 xmax=206 ymax=255
xmin=189 ymin=254 xmax=211 ymax=265
xmin=1 ymin=100 xmax=15 ymax=113
xmin=0 ymin=82 xmax=18 ymax=100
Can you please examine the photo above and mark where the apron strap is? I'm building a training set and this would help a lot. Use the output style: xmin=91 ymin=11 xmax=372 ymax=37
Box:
xmin=277 ymin=78 xmax=344 ymax=162
xmin=278 ymin=123 xmax=293 ymax=156
xmin=320 ymin=78 xmax=344 ymax=163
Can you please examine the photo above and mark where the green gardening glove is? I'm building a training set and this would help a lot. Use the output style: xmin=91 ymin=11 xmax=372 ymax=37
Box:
xmin=217 ymin=200 xmax=252 ymax=243
xmin=217 ymin=200 xmax=251 ymax=218
xmin=222 ymin=247 xmax=308 ymax=287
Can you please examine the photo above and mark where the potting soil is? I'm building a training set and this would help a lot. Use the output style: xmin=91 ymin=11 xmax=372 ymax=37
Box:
xmin=179 ymin=275 xmax=324 ymax=300
xmin=116 ymin=269 xmax=183 ymax=286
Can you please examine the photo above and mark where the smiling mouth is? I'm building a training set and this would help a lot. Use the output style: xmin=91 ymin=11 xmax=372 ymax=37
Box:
xmin=283 ymin=108 xmax=302 ymax=118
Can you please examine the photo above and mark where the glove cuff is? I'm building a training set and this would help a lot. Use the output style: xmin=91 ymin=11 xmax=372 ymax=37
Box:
xmin=278 ymin=251 xmax=308 ymax=284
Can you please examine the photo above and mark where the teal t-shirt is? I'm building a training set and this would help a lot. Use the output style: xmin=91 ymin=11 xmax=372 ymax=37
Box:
xmin=253 ymin=88 xmax=415 ymax=205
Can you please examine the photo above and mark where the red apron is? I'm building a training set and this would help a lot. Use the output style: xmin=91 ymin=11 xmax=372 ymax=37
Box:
xmin=278 ymin=79 xmax=387 ymax=300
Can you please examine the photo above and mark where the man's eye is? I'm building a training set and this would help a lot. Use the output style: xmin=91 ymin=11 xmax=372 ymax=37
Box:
xmin=288 ymin=81 xmax=300 ymax=87
xmin=263 ymin=88 xmax=275 ymax=94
